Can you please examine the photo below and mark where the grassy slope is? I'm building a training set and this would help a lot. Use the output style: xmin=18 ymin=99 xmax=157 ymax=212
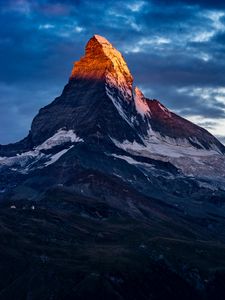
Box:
xmin=0 ymin=190 xmax=225 ymax=299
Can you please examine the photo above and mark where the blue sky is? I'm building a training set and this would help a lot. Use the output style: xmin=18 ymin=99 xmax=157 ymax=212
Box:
xmin=0 ymin=0 xmax=225 ymax=144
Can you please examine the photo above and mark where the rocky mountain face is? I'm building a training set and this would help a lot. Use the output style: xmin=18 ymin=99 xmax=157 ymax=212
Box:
xmin=27 ymin=35 xmax=140 ymax=147
xmin=0 ymin=35 xmax=225 ymax=300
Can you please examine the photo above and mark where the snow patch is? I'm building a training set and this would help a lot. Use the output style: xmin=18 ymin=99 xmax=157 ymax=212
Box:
xmin=35 ymin=129 xmax=83 ymax=151
xmin=111 ymin=130 xmax=225 ymax=184
xmin=112 ymin=133 xmax=221 ymax=159
xmin=112 ymin=154 xmax=140 ymax=165
xmin=0 ymin=129 xmax=83 ymax=173
xmin=44 ymin=146 xmax=74 ymax=166
xmin=144 ymin=128 xmax=221 ymax=158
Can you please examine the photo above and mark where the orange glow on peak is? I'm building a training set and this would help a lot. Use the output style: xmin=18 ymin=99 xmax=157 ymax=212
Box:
xmin=70 ymin=35 xmax=133 ymax=88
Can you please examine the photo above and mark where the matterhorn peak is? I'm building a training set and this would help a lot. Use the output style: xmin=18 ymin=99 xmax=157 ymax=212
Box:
xmin=70 ymin=35 xmax=133 ymax=93
xmin=92 ymin=34 xmax=112 ymax=46
xmin=3 ymin=33 xmax=223 ymax=158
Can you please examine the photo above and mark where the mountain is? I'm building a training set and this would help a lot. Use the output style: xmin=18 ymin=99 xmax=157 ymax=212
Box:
xmin=1 ymin=35 xmax=225 ymax=183
xmin=0 ymin=35 xmax=225 ymax=300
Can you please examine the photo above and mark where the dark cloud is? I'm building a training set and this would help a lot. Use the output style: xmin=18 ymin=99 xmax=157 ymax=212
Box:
xmin=0 ymin=0 xmax=225 ymax=143
xmin=151 ymin=0 xmax=225 ymax=9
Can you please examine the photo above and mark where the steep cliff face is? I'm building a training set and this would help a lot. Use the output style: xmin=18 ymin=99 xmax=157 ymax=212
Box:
xmin=29 ymin=35 xmax=141 ymax=146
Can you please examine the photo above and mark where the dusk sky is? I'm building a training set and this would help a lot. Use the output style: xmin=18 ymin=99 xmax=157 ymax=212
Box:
xmin=0 ymin=0 xmax=225 ymax=144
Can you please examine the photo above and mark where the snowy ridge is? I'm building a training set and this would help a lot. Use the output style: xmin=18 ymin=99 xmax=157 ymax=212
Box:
xmin=144 ymin=128 xmax=223 ymax=157
xmin=111 ymin=127 xmax=225 ymax=186
xmin=134 ymin=87 xmax=151 ymax=118
xmin=0 ymin=129 xmax=83 ymax=173
xmin=105 ymin=65 xmax=133 ymax=102
xmin=105 ymin=86 xmax=134 ymax=128
xmin=112 ymin=127 xmax=222 ymax=158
